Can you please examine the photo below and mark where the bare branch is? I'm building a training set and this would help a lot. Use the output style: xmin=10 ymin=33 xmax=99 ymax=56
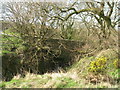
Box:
xmin=107 ymin=2 xmax=114 ymax=17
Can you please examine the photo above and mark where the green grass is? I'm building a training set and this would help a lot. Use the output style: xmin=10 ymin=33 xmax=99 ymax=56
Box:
xmin=1 ymin=67 xmax=118 ymax=88
xmin=108 ymin=69 xmax=120 ymax=79
xmin=0 ymin=73 xmax=80 ymax=88
xmin=55 ymin=77 xmax=79 ymax=88
xmin=0 ymin=79 xmax=24 ymax=88
xmin=0 ymin=82 xmax=5 ymax=88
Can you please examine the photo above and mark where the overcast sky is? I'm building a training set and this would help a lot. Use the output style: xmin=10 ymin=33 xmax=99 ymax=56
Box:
xmin=0 ymin=0 xmax=119 ymax=2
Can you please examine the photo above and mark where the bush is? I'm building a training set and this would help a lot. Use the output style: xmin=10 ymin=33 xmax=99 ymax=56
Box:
xmin=113 ymin=59 xmax=120 ymax=69
xmin=88 ymin=56 xmax=107 ymax=74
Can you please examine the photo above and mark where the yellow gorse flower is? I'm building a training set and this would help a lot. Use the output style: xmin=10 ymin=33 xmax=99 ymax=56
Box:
xmin=113 ymin=59 xmax=119 ymax=68
xmin=88 ymin=56 xmax=107 ymax=74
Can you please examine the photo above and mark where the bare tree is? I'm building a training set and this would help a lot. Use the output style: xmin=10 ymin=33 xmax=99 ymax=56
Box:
xmin=4 ymin=2 xmax=61 ymax=74
xmin=55 ymin=1 xmax=119 ymax=49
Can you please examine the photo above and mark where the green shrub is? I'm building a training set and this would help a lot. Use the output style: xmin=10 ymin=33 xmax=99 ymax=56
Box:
xmin=88 ymin=56 xmax=107 ymax=74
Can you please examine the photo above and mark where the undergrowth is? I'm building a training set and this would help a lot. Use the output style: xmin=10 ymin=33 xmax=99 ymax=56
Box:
xmin=0 ymin=49 xmax=119 ymax=88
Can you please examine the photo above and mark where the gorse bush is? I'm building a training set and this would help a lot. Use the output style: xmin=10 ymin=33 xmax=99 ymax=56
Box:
xmin=88 ymin=56 xmax=107 ymax=74
xmin=113 ymin=59 xmax=119 ymax=69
